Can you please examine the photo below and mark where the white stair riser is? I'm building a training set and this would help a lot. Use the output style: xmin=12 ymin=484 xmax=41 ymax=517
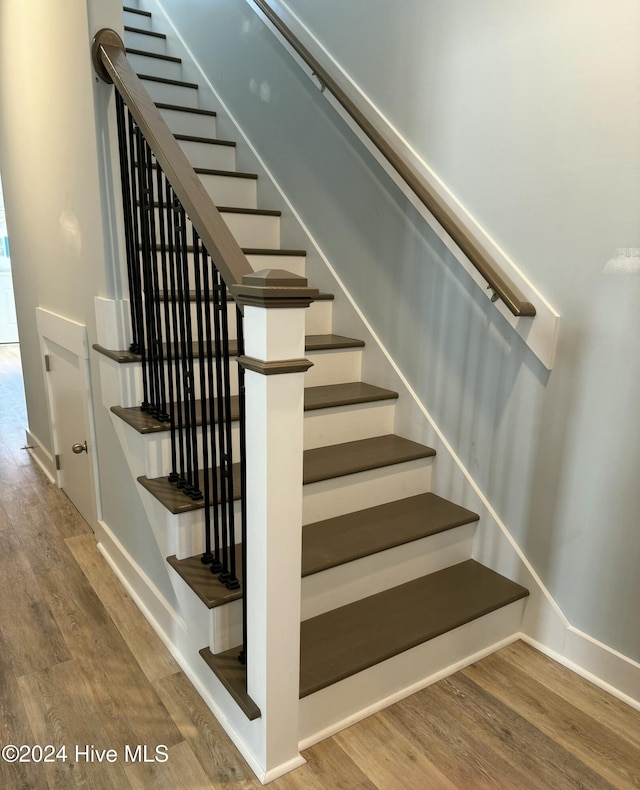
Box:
xmin=158 ymin=107 xmax=217 ymax=139
xmin=138 ymin=398 xmax=395 ymax=477
xmin=304 ymin=300 xmax=332 ymax=335
xmin=145 ymin=423 xmax=241 ymax=479
xmin=303 ymin=402 xmax=394 ymax=450
xmin=220 ymin=212 xmax=280 ymax=249
xmin=211 ymin=599 xmax=243 ymax=654
xmin=107 ymin=358 xmax=240 ymax=408
xmin=167 ymin=566 xmax=211 ymax=647
xmin=174 ymin=500 xmax=243 ymax=559
xmin=163 ymin=457 xmax=432 ymax=558
xmin=140 ymin=79 xmax=199 ymax=108
xmin=123 ymin=30 xmax=167 ymax=55
xmin=151 ymin=298 xmax=238 ymax=342
xmin=303 ymin=457 xmax=432 ymax=525
xmin=177 ymin=138 xmax=236 ymax=170
xmin=148 ymin=206 xmax=280 ymax=248
xmin=199 ymin=173 xmax=257 ymax=210
xmin=305 ymin=349 xmax=362 ymax=387
xmin=124 ymin=10 xmax=152 ymax=30
xmin=301 ymin=523 xmax=475 ymax=620
xmin=127 ymin=52 xmax=182 ymax=81
xmin=299 ymin=600 xmax=526 ymax=746
xmin=245 ymin=253 xmax=306 ymax=277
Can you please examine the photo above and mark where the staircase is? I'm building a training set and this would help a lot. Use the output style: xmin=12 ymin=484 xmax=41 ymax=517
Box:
xmin=95 ymin=1 xmax=529 ymax=776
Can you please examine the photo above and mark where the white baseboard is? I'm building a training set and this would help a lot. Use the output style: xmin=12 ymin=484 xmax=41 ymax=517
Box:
xmin=24 ymin=428 xmax=56 ymax=483
xmin=521 ymin=629 xmax=640 ymax=712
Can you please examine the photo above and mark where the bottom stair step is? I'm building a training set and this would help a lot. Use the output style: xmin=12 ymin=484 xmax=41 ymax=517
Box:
xmin=299 ymin=559 xmax=528 ymax=698
xmin=199 ymin=647 xmax=261 ymax=720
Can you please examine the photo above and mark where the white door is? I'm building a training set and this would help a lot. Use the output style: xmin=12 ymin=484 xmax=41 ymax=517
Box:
xmin=47 ymin=339 xmax=98 ymax=528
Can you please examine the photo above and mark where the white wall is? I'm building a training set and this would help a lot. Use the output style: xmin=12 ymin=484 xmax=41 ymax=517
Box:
xmin=154 ymin=0 xmax=640 ymax=662
xmin=0 ymin=0 xmax=109 ymax=450
xmin=0 ymin=0 xmax=177 ymax=595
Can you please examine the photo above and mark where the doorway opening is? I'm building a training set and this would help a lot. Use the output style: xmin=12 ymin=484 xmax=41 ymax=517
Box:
xmin=0 ymin=172 xmax=19 ymax=344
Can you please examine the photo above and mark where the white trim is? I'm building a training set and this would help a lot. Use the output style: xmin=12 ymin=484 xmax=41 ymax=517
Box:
xmin=520 ymin=631 xmax=640 ymax=712
xmin=24 ymin=427 xmax=56 ymax=483
xmin=243 ymin=0 xmax=560 ymax=370
xmin=95 ymin=519 xmax=307 ymax=784
xmin=35 ymin=307 xmax=89 ymax=359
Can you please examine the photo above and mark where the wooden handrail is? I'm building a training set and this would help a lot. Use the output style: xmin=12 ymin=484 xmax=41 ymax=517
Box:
xmin=249 ymin=1 xmax=536 ymax=318
xmin=92 ymin=29 xmax=252 ymax=292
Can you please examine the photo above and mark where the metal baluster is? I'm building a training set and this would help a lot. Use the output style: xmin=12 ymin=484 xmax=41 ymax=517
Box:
xmin=192 ymin=232 xmax=212 ymax=556
xmin=202 ymin=255 xmax=223 ymax=573
xmin=154 ymin=163 xmax=173 ymax=426
xmin=236 ymin=307 xmax=247 ymax=665
xmin=115 ymin=96 xmax=140 ymax=354
xmin=142 ymin=142 xmax=167 ymax=420
xmin=220 ymin=284 xmax=239 ymax=590
xmin=212 ymin=269 xmax=230 ymax=581
xmin=165 ymin=183 xmax=185 ymax=486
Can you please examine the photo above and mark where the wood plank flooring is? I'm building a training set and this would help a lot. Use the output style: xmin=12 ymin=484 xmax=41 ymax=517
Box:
xmin=1 ymin=343 xmax=639 ymax=789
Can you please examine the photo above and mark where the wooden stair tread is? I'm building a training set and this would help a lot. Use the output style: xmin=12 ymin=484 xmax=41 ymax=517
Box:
xmin=303 ymin=435 xmax=435 ymax=485
xmin=174 ymin=133 xmax=235 ymax=147
xmin=302 ymin=492 xmax=479 ymax=577
xmin=304 ymin=381 xmax=397 ymax=411
xmin=242 ymin=247 xmax=306 ymax=257
xmin=299 ymin=559 xmax=529 ymax=698
xmin=138 ymin=464 xmax=241 ymax=514
xmin=167 ymin=550 xmax=242 ymax=608
xmin=193 ymin=166 xmax=255 ymax=180
xmin=305 ymin=334 xmax=365 ymax=351
xmin=137 ymin=73 xmax=198 ymax=89
xmin=111 ymin=396 xmax=240 ymax=433
xmin=199 ymin=647 xmax=260 ymax=720
xmin=126 ymin=48 xmax=181 ymax=64
xmin=155 ymin=102 xmax=216 ymax=117
xmin=124 ymin=6 xmax=151 ymax=16
xmin=124 ymin=26 xmax=166 ymax=39
xmin=138 ymin=434 xmax=431 ymax=512
xmin=112 ymin=382 xmax=395 ymax=434
xmin=170 ymin=491 xmax=477 ymax=604
xmin=93 ymin=334 xmax=364 ymax=364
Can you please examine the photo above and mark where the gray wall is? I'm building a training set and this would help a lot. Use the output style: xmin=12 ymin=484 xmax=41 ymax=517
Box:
xmin=156 ymin=0 xmax=640 ymax=660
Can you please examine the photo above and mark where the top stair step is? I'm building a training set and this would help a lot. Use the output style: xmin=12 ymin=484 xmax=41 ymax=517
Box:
xmin=299 ymin=559 xmax=529 ymax=698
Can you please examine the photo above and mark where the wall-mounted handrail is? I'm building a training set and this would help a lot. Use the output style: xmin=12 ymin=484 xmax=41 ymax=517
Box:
xmin=249 ymin=1 xmax=536 ymax=318
xmin=92 ymin=28 xmax=252 ymax=292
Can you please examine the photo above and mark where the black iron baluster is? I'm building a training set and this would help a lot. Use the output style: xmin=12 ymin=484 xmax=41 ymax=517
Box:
xmin=115 ymin=96 xmax=140 ymax=354
xmin=154 ymin=163 xmax=173 ymax=426
xmin=237 ymin=307 xmax=247 ymax=665
xmin=202 ymin=253 xmax=223 ymax=573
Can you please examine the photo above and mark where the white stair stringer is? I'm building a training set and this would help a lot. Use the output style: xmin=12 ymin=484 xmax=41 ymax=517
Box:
xmin=298 ymin=599 xmax=526 ymax=748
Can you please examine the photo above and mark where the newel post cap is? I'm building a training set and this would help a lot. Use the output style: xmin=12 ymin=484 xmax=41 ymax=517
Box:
xmin=230 ymin=269 xmax=319 ymax=309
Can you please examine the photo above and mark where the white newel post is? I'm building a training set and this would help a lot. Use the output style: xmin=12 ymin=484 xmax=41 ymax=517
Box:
xmin=231 ymin=270 xmax=318 ymax=779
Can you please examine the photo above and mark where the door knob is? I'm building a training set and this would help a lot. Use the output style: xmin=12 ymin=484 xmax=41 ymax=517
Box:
xmin=72 ymin=441 xmax=88 ymax=454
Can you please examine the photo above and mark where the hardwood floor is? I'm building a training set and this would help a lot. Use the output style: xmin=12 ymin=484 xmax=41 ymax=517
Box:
xmin=0 ymin=342 xmax=638 ymax=789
